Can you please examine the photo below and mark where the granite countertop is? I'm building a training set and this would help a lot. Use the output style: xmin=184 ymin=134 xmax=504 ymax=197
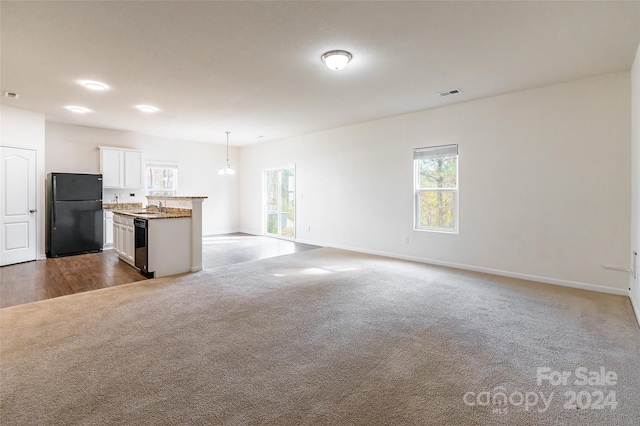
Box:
xmin=103 ymin=202 xmax=143 ymax=211
xmin=146 ymin=196 xmax=208 ymax=200
xmin=112 ymin=207 xmax=192 ymax=220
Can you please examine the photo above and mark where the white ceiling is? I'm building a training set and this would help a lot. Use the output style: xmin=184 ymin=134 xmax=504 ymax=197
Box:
xmin=1 ymin=1 xmax=639 ymax=146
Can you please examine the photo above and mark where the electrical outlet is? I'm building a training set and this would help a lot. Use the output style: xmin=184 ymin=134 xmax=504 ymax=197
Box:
xmin=403 ymin=236 xmax=409 ymax=244
xmin=308 ymin=226 xmax=311 ymax=232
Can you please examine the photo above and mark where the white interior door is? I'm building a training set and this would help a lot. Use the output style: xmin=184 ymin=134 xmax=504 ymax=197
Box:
xmin=264 ymin=167 xmax=295 ymax=239
xmin=0 ymin=146 xmax=37 ymax=266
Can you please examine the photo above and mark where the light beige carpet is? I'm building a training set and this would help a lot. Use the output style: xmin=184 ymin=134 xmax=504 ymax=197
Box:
xmin=1 ymin=248 xmax=639 ymax=425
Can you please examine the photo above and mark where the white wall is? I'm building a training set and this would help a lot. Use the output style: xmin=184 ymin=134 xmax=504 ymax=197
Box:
xmin=0 ymin=105 xmax=46 ymax=258
xmin=240 ymin=72 xmax=631 ymax=293
xmin=630 ymin=42 xmax=640 ymax=323
xmin=45 ymin=123 xmax=240 ymax=235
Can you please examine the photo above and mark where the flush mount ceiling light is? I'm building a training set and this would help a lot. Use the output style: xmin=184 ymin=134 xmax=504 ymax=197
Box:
xmin=321 ymin=50 xmax=352 ymax=71
xmin=81 ymin=81 xmax=108 ymax=91
xmin=136 ymin=105 xmax=159 ymax=113
xmin=218 ymin=131 xmax=235 ymax=175
xmin=65 ymin=105 xmax=91 ymax=113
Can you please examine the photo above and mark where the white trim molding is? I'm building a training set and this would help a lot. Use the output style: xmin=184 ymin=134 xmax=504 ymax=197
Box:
xmin=294 ymin=238 xmax=630 ymax=297
xmin=630 ymin=289 xmax=640 ymax=328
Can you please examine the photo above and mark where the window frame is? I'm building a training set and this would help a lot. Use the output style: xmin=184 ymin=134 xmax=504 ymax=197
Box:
xmin=145 ymin=161 xmax=179 ymax=197
xmin=413 ymin=145 xmax=459 ymax=234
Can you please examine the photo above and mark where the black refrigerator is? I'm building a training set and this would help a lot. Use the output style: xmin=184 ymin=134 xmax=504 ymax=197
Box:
xmin=46 ymin=173 xmax=104 ymax=258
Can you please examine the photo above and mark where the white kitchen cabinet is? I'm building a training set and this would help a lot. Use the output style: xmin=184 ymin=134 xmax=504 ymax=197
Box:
xmin=100 ymin=148 xmax=124 ymax=188
xmin=113 ymin=223 xmax=121 ymax=255
xmin=104 ymin=210 xmax=114 ymax=248
xmin=125 ymin=225 xmax=134 ymax=263
xmin=114 ymin=223 xmax=122 ymax=254
xmin=113 ymin=214 xmax=135 ymax=265
xmin=100 ymin=147 xmax=144 ymax=189
xmin=117 ymin=224 xmax=127 ymax=258
xmin=113 ymin=215 xmax=124 ymax=255
xmin=124 ymin=150 xmax=144 ymax=188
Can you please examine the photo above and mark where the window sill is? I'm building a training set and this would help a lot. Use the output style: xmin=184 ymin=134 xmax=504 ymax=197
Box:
xmin=414 ymin=227 xmax=459 ymax=235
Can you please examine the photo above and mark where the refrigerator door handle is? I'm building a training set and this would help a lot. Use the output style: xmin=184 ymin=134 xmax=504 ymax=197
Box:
xmin=52 ymin=175 xmax=57 ymax=226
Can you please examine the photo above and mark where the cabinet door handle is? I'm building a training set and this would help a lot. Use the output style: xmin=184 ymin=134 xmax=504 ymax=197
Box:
xmin=29 ymin=209 xmax=37 ymax=213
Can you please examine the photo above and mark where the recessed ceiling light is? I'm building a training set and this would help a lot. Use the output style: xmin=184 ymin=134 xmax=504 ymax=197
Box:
xmin=65 ymin=106 xmax=91 ymax=113
xmin=321 ymin=50 xmax=353 ymax=71
xmin=83 ymin=81 xmax=108 ymax=91
xmin=136 ymin=105 xmax=159 ymax=113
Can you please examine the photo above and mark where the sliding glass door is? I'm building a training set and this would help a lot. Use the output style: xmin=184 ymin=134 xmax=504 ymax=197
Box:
xmin=264 ymin=167 xmax=295 ymax=239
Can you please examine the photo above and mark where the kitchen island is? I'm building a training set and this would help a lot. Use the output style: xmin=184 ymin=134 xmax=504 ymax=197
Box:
xmin=111 ymin=195 xmax=207 ymax=278
xmin=147 ymin=196 xmax=207 ymax=274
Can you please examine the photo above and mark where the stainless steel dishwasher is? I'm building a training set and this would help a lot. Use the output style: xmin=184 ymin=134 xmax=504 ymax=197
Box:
xmin=134 ymin=218 xmax=154 ymax=278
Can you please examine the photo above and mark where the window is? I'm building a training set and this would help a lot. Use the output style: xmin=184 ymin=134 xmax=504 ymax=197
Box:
xmin=414 ymin=144 xmax=458 ymax=233
xmin=146 ymin=162 xmax=178 ymax=196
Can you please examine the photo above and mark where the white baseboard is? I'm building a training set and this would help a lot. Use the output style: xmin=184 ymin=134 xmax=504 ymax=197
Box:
xmin=294 ymin=238 xmax=629 ymax=297
xmin=236 ymin=229 xmax=261 ymax=236
xmin=630 ymin=288 xmax=640 ymax=327
xmin=203 ymin=229 xmax=254 ymax=237
xmin=191 ymin=266 xmax=203 ymax=272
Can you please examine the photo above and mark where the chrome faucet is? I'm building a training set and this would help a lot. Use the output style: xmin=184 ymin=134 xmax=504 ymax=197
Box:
xmin=158 ymin=200 xmax=163 ymax=212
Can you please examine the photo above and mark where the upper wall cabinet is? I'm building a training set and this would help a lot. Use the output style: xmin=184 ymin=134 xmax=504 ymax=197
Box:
xmin=124 ymin=150 xmax=144 ymax=188
xmin=100 ymin=148 xmax=123 ymax=187
xmin=99 ymin=147 xmax=144 ymax=188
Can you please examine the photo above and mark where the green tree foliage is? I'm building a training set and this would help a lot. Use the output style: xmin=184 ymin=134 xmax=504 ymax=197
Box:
xmin=147 ymin=166 xmax=177 ymax=196
xmin=418 ymin=157 xmax=457 ymax=230
xmin=266 ymin=170 xmax=278 ymax=234
xmin=266 ymin=169 xmax=295 ymax=236
xmin=419 ymin=157 xmax=457 ymax=189
xmin=280 ymin=169 xmax=295 ymax=236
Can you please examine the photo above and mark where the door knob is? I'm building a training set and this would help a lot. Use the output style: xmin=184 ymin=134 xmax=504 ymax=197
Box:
xmin=29 ymin=209 xmax=36 ymax=213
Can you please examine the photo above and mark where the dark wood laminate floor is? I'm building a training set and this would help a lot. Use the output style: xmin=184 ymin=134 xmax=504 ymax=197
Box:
xmin=0 ymin=251 xmax=146 ymax=308
xmin=0 ymin=233 xmax=320 ymax=308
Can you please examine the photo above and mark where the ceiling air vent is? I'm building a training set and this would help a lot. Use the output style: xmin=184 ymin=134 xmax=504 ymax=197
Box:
xmin=4 ymin=91 xmax=20 ymax=99
xmin=438 ymin=88 xmax=462 ymax=97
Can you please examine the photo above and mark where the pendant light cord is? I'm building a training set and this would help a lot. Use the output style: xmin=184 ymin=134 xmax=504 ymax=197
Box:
xmin=220 ymin=130 xmax=234 ymax=174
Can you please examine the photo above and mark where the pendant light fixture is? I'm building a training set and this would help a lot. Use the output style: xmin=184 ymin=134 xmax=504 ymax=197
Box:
xmin=219 ymin=131 xmax=235 ymax=175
